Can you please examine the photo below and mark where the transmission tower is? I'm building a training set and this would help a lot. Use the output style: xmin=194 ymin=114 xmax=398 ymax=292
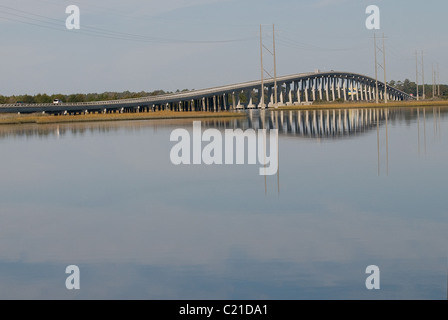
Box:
xmin=259 ymin=24 xmax=278 ymax=108
xmin=373 ymin=33 xmax=387 ymax=103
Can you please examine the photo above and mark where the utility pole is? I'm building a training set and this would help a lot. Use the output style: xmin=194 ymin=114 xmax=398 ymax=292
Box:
xmin=416 ymin=51 xmax=419 ymax=101
xmin=259 ymin=24 xmax=278 ymax=108
xmin=432 ymin=64 xmax=435 ymax=98
xmin=373 ymin=33 xmax=387 ymax=103
xmin=374 ymin=34 xmax=379 ymax=104
xmin=273 ymin=24 xmax=277 ymax=107
xmin=437 ymin=63 xmax=440 ymax=96
xmin=382 ymin=33 xmax=387 ymax=103
xmin=259 ymin=25 xmax=265 ymax=108
xmin=422 ymin=50 xmax=425 ymax=100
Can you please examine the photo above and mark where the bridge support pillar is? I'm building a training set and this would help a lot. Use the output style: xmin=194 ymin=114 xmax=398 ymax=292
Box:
xmin=318 ymin=79 xmax=323 ymax=101
xmin=287 ymin=89 xmax=293 ymax=106
xmin=295 ymin=81 xmax=302 ymax=105
xmin=279 ymin=90 xmax=284 ymax=106
xmin=331 ymin=78 xmax=335 ymax=101
xmin=222 ymin=94 xmax=227 ymax=111
xmin=350 ymin=81 xmax=355 ymax=101
xmin=343 ymin=81 xmax=347 ymax=101
xmin=304 ymin=84 xmax=309 ymax=103
xmin=337 ymin=83 xmax=341 ymax=100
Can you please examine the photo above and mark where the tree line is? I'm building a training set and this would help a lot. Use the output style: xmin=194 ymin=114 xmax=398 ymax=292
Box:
xmin=0 ymin=89 xmax=190 ymax=104
xmin=388 ymin=79 xmax=448 ymax=99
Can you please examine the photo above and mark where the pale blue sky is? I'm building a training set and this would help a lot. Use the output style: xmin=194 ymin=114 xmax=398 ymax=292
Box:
xmin=0 ymin=0 xmax=447 ymax=95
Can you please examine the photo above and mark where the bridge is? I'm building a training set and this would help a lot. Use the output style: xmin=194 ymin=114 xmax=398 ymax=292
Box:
xmin=0 ymin=71 xmax=413 ymax=115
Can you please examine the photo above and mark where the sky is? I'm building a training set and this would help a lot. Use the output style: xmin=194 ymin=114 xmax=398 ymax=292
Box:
xmin=0 ymin=0 xmax=447 ymax=96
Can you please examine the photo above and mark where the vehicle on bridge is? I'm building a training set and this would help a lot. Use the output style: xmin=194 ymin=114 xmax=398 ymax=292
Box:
xmin=53 ymin=99 xmax=63 ymax=104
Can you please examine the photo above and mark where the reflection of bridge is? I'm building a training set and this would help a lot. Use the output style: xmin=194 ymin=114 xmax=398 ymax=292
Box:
xmin=208 ymin=108 xmax=395 ymax=139
xmin=0 ymin=71 xmax=413 ymax=115
xmin=0 ymin=108 xmax=444 ymax=141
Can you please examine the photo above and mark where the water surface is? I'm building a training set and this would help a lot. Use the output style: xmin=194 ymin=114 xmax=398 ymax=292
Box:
xmin=0 ymin=106 xmax=447 ymax=299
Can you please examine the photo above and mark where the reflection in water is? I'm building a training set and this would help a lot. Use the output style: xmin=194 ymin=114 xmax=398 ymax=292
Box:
xmin=0 ymin=106 xmax=447 ymax=299
xmin=424 ymin=108 xmax=427 ymax=154
xmin=386 ymin=109 xmax=389 ymax=175
xmin=417 ymin=108 xmax=421 ymax=155
xmin=1 ymin=107 xmax=447 ymax=141
xmin=377 ymin=109 xmax=380 ymax=176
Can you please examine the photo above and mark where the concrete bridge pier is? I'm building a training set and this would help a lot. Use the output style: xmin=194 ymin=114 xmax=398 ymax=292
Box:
xmin=318 ymin=78 xmax=323 ymax=100
xmin=355 ymin=82 xmax=360 ymax=101
xmin=343 ymin=81 xmax=347 ymax=101
xmin=350 ymin=80 xmax=355 ymax=101
xmin=222 ymin=94 xmax=227 ymax=111
xmin=295 ymin=81 xmax=302 ymax=105
xmin=325 ymin=77 xmax=330 ymax=101
xmin=337 ymin=80 xmax=341 ymax=100
xmin=304 ymin=82 xmax=309 ymax=103
xmin=312 ymin=83 xmax=316 ymax=101
xmin=278 ymin=89 xmax=285 ymax=107
xmin=236 ymin=91 xmax=243 ymax=109
xmin=287 ymin=89 xmax=293 ymax=106
xmin=330 ymin=78 xmax=335 ymax=101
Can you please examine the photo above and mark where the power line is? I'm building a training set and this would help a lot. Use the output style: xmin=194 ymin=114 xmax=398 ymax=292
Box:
xmin=0 ymin=4 xmax=255 ymax=45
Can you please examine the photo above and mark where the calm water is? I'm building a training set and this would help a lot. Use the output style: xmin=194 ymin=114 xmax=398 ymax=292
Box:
xmin=0 ymin=107 xmax=447 ymax=299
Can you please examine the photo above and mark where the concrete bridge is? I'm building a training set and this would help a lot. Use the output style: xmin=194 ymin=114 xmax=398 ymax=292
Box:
xmin=0 ymin=71 xmax=413 ymax=115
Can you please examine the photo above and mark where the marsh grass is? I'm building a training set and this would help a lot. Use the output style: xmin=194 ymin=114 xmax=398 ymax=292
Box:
xmin=0 ymin=110 xmax=246 ymax=126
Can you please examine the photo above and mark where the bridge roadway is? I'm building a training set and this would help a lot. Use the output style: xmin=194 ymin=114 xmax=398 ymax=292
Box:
xmin=0 ymin=71 xmax=414 ymax=115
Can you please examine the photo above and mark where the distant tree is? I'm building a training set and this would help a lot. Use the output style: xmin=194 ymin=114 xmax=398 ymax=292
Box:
xmin=21 ymin=95 xmax=34 ymax=103
xmin=34 ymin=93 xmax=52 ymax=103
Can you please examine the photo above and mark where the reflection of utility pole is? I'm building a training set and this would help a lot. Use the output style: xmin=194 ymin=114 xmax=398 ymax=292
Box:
xmin=385 ymin=108 xmax=389 ymax=175
xmin=377 ymin=109 xmax=380 ymax=175
xmin=273 ymin=24 xmax=278 ymax=107
xmin=417 ymin=108 xmax=420 ymax=154
xmin=423 ymin=108 xmax=427 ymax=154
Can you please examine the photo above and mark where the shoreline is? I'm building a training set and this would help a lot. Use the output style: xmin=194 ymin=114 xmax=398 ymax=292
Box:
xmin=0 ymin=110 xmax=246 ymax=126
xmin=1 ymin=100 xmax=447 ymax=125
xmin=277 ymin=100 xmax=448 ymax=110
